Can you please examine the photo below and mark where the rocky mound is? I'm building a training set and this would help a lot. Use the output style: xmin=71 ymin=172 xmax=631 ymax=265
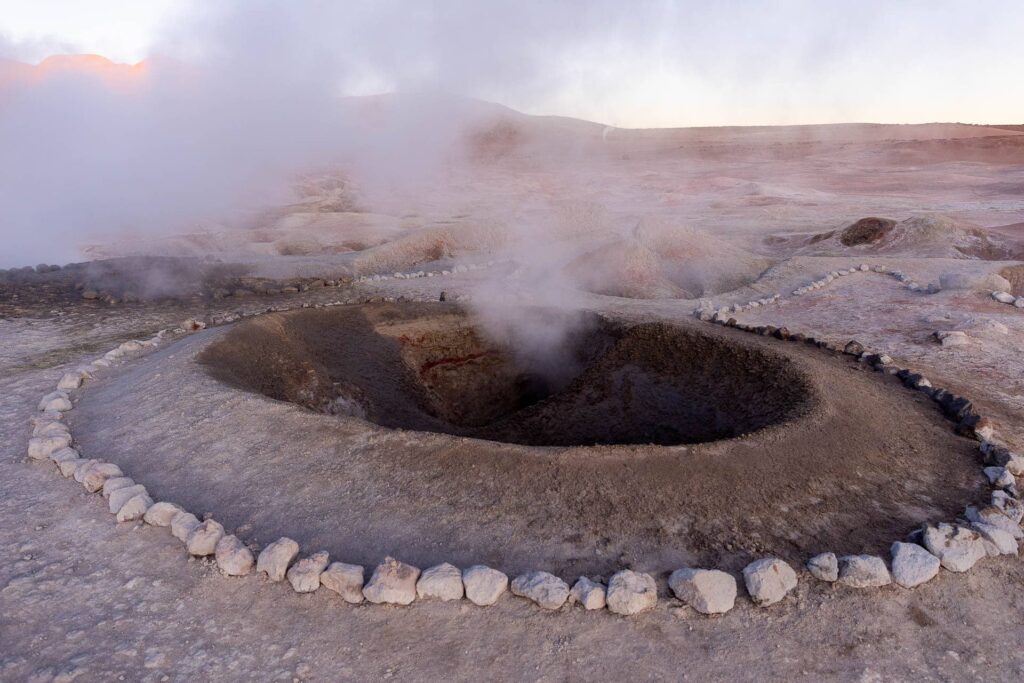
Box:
xmin=781 ymin=215 xmax=1024 ymax=260
xmin=565 ymin=220 xmax=773 ymax=299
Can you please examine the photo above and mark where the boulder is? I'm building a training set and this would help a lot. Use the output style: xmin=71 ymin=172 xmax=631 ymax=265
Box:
xmin=256 ymin=537 xmax=300 ymax=582
xmin=27 ymin=434 xmax=72 ymax=460
xmin=116 ymin=493 xmax=153 ymax=522
xmin=170 ymin=511 xmax=201 ymax=542
xmin=570 ymin=577 xmax=607 ymax=610
xmin=33 ymin=421 xmax=69 ymax=437
xmin=965 ymin=506 xmax=1023 ymax=539
xmin=742 ymin=558 xmax=798 ymax=606
xmin=214 ymin=532 xmax=253 ymax=577
xmin=363 ymin=557 xmax=420 ymax=605
xmin=971 ymin=523 xmax=1019 ymax=556
xmin=462 ymin=565 xmax=508 ymax=606
xmin=890 ymin=542 xmax=940 ymax=588
xmin=73 ymin=459 xmax=99 ymax=483
xmin=937 ymin=331 xmax=969 ymax=347
xmin=58 ymin=458 xmax=85 ymax=478
xmin=320 ymin=562 xmax=365 ymax=604
xmin=287 ymin=551 xmax=330 ymax=593
xmin=806 ymin=553 xmax=839 ymax=582
xmin=416 ymin=563 xmax=464 ymax=601
xmin=511 ymin=571 xmax=571 ymax=610
xmin=108 ymin=484 xmax=148 ymax=513
xmin=37 ymin=391 xmax=71 ymax=412
xmin=186 ymin=520 xmax=225 ymax=556
xmin=922 ymin=523 xmax=987 ymax=572
xmin=983 ymin=467 xmax=1015 ymax=489
xmin=843 ymin=341 xmax=865 ymax=355
xmin=837 ymin=555 xmax=891 ymax=588
xmin=48 ymin=447 xmax=79 ymax=466
xmin=81 ymin=462 xmax=124 ymax=493
xmin=57 ymin=372 xmax=84 ymax=390
xmin=993 ymin=291 xmax=1015 ymax=304
xmin=101 ymin=476 xmax=135 ymax=498
xmin=606 ymin=570 xmax=657 ymax=616
xmin=668 ymin=568 xmax=736 ymax=615
xmin=992 ymin=491 xmax=1024 ymax=523
xmin=143 ymin=501 xmax=183 ymax=527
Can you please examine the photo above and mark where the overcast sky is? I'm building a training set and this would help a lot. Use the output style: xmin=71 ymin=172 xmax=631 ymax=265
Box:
xmin=1 ymin=0 xmax=1022 ymax=128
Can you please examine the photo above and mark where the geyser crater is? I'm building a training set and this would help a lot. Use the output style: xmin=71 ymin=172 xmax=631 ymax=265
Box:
xmin=199 ymin=302 xmax=814 ymax=447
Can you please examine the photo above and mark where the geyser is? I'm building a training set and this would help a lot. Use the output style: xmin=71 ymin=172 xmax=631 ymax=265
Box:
xmin=200 ymin=302 xmax=813 ymax=447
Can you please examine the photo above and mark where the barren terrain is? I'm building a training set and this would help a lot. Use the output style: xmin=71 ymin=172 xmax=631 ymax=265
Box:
xmin=2 ymin=107 xmax=1024 ymax=681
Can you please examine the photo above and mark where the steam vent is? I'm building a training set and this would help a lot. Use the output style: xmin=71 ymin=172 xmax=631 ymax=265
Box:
xmin=200 ymin=303 xmax=813 ymax=447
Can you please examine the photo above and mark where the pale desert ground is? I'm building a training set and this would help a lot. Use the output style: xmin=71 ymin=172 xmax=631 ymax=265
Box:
xmin=2 ymin=102 xmax=1024 ymax=682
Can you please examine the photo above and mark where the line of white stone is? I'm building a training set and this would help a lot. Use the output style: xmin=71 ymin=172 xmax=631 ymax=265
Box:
xmin=22 ymin=304 xmax=818 ymax=616
xmin=696 ymin=263 xmax=942 ymax=322
xmin=355 ymin=261 xmax=496 ymax=283
xmin=697 ymin=311 xmax=1024 ymax=590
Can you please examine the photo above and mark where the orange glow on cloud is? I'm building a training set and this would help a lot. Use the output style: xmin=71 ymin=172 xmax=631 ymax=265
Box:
xmin=0 ymin=54 xmax=148 ymax=91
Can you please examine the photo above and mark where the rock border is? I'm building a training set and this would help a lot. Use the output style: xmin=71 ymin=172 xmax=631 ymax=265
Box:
xmin=22 ymin=271 xmax=1024 ymax=618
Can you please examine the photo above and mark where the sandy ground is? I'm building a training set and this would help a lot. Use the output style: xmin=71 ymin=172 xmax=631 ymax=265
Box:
xmin=2 ymin=110 xmax=1024 ymax=681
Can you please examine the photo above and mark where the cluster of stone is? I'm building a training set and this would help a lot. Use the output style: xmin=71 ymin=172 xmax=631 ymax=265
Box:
xmin=356 ymin=261 xmax=495 ymax=283
xmin=991 ymin=290 xmax=1024 ymax=308
xmin=697 ymin=296 xmax=1024 ymax=598
xmin=790 ymin=264 xmax=940 ymax=297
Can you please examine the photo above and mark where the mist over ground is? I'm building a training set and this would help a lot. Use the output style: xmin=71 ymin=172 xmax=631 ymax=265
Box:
xmin=1 ymin=1 xmax=1023 ymax=268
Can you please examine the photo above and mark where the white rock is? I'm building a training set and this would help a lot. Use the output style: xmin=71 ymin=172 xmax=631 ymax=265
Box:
xmin=922 ymin=523 xmax=987 ymax=572
xmin=27 ymin=434 xmax=72 ymax=460
xmin=33 ymin=421 xmax=69 ymax=437
xmin=256 ymin=537 xmax=300 ymax=581
xmin=668 ymin=568 xmax=737 ymax=614
xmin=37 ymin=391 xmax=71 ymax=412
xmin=108 ymin=484 xmax=148 ymax=513
xmin=837 ymin=555 xmax=891 ymax=588
xmin=143 ymin=501 xmax=182 ymax=526
xmin=215 ymin=535 xmax=254 ymax=576
xmin=606 ymin=570 xmax=657 ymax=616
xmin=72 ymin=459 xmax=99 ymax=483
xmin=971 ymin=523 xmax=1019 ymax=556
xmin=49 ymin=447 xmax=79 ymax=465
xmin=416 ymin=563 xmax=464 ymax=601
xmin=170 ymin=511 xmax=201 ymax=542
xmin=186 ymin=519 xmax=225 ymax=556
xmin=511 ymin=571 xmax=571 ymax=610
xmin=992 ymin=491 xmax=1024 ymax=523
xmin=101 ymin=476 xmax=134 ymax=498
xmin=363 ymin=557 xmax=420 ymax=605
xmin=57 ymin=372 xmax=83 ymax=390
xmin=983 ymin=467 xmax=1016 ymax=489
xmin=742 ymin=558 xmax=798 ymax=606
xmin=58 ymin=458 xmax=85 ymax=478
xmin=116 ymin=493 xmax=154 ymax=522
xmin=890 ymin=542 xmax=940 ymax=588
xmin=462 ymin=565 xmax=508 ymax=606
xmin=81 ymin=462 xmax=124 ymax=493
xmin=287 ymin=551 xmax=330 ymax=592
xmin=992 ymin=291 xmax=1015 ymax=304
xmin=965 ymin=505 xmax=1023 ymax=539
xmin=570 ymin=577 xmax=607 ymax=610
xmin=320 ymin=562 xmax=365 ymax=604
xmin=806 ymin=553 xmax=839 ymax=582
xmin=1015 ymin=297 xmax=1024 ymax=308
xmin=938 ymin=331 xmax=969 ymax=347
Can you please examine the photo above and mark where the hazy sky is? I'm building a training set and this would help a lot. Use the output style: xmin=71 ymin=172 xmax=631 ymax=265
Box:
xmin=1 ymin=0 xmax=1023 ymax=128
